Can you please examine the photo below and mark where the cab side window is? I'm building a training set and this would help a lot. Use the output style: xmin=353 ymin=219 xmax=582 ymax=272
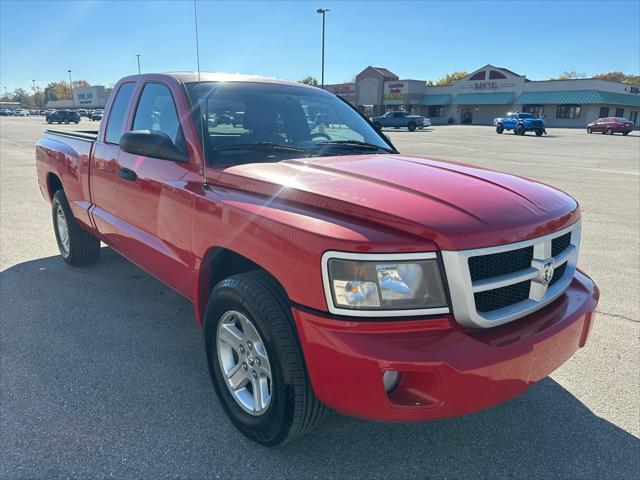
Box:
xmin=132 ymin=83 xmax=185 ymax=152
xmin=105 ymin=82 xmax=136 ymax=144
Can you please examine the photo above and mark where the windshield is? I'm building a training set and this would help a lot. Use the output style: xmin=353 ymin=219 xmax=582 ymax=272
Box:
xmin=185 ymin=82 xmax=395 ymax=164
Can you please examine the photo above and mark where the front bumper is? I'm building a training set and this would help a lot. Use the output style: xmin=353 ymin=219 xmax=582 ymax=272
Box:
xmin=293 ymin=270 xmax=598 ymax=422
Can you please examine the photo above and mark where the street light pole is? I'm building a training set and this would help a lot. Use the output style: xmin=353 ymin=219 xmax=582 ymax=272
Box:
xmin=32 ymin=80 xmax=37 ymax=109
xmin=136 ymin=54 xmax=141 ymax=74
xmin=68 ymin=70 xmax=75 ymax=108
xmin=316 ymin=8 xmax=330 ymax=88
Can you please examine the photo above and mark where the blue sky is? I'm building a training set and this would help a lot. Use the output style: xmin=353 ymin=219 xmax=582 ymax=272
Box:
xmin=1 ymin=0 xmax=639 ymax=92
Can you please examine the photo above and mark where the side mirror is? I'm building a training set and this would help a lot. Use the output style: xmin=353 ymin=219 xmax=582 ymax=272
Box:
xmin=119 ymin=130 xmax=189 ymax=163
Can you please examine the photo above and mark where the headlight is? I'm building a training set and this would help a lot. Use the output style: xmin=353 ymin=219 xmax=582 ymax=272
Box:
xmin=321 ymin=252 xmax=449 ymax=317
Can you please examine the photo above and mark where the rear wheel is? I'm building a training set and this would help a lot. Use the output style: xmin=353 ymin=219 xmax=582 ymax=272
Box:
xmin=46 ymin=119 xmax=52 ymax=124
xmin=516 ymin=124 xmax=525 ymax=135
xmin=373 ymin=121 xmax=382 ymax=130
xmin=204 ymin=271 xmax=327 ymax=446
xmin=52 ymin=190 xmax=100 ymax=266
xmin=63 ymin=118 xmax=69 ymax=124
xmin=407 ymin=122 xmax=416 ymax=132
xmin=587 ymin=127 xmax=592 ymax=134
xmin=496 ymin=124 xmax=504 ymax=134
xmin=607 ymin=128 xmax=613 ymax=135
xmin=623 ymin=131 xmax=629 ymax=136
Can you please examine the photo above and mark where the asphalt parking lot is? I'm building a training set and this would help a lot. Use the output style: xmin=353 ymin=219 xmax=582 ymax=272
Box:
xmin=1 ymin=116 xmax=639 ymax=479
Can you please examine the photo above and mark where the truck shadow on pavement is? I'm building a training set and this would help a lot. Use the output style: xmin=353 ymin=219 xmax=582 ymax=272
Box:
xmin=1 ymin=248 xmax=638 ymax=479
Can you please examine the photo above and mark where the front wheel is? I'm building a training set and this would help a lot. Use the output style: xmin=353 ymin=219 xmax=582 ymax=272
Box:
xmin=52 ymin=190 xmax=100 ymax=266
xmin=606 ymin=128 xmax=613 ymax=135
xmin=496 ymin=124 xmax=504 ymax=134
xmin=535 ymin=129 xmax=543 ymax=136
xmin=63 ymin=119 xmax=69 ymax=124
xmin=407 ymin=122 xmax=416 ymax=132
xmin=204 ymin=271 xmax=327 ymax=446
xmin=373 ymin=121 xmax=382 ymax=130
xmin=515 ymin=124 xmax=525 ymax=135
xmin=623 ymin=131 xmax=629 ymax=136
xmin=46 ymin=119 xmax=52 ymax=124
xmin=587 ymin=127 xmax=592 ymax=134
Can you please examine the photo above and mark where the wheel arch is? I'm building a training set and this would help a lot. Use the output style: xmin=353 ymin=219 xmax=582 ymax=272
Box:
xmin=46 ymin=172 xmax=64 ymax=200
xmin=194 ymin=246 xmax=289 ymax=325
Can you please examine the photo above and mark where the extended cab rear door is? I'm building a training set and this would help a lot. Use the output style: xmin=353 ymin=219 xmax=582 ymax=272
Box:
xmin=90 ymin=81 xmax=137 ymax=244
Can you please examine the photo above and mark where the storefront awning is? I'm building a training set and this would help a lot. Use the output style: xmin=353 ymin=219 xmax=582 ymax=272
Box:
xmin=451 ymin=92 xmax=514 ymax=105
xmin=420 ymin=94 xmax=452 ymax=105
xmin=516 ymin=90 xmax=640 ymax=106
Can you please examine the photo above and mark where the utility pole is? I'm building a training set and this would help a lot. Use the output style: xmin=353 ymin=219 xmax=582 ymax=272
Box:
xmin=32 ymin=80 xmax=37 ymax=109
xmin=68 ymin=70 xmax=75 ymax=108
xmin=316 ymin=8 xmax=330 ymax=88
xmin=136 ymin=54 xmax=141 ymax=74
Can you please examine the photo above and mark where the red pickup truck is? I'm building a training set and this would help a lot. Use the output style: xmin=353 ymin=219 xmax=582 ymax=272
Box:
xmin=36 ymin=73 xmax=599 ymax=446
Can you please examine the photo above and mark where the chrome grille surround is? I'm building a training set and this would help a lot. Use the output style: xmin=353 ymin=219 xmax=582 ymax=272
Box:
xmin=441 ymin=221 xmax=581 ymax=328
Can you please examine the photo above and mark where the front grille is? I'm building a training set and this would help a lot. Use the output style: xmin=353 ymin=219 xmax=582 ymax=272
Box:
xmin=552 ymin=232 xmax=571 ymax=257
xmin=549 ymin=262 xmax=567 ymax=287
xmin=474 ymin=280 xmax=531 ymax=312
xmin=469 ymin=247 xmax=533 ymax=281
xmin=441 ymin=221 xmax=581 ymax=328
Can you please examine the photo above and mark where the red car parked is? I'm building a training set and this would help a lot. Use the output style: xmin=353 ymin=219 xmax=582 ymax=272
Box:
xmin=36 ymin=73 xmax=599 ymax=446
xmin=586 ymin=117 xmax=634 ymax=135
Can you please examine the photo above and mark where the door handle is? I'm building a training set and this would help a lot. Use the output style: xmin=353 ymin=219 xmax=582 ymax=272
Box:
xmin=118 ymin=167 xmax=137 ymax=182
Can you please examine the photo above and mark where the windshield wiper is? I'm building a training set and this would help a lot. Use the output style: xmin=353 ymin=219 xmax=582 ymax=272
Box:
xmin=314 ymin=140 xmax=393 ymax=153
xmin=212 ymin=142 xmax=309 ymax=154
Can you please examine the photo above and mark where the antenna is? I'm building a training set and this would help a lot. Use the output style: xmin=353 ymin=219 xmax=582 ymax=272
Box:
xmin=192 ymin=0 xmax=207 ymax=189
xmin=193 ymin=0 xmax=201 ymax=82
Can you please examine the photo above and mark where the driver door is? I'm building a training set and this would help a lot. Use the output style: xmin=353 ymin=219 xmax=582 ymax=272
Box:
xmin=115 ymin=81 xmax=197 ymax=296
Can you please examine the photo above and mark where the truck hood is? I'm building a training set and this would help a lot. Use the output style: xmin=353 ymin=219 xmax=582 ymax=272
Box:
xmin=214 ymin=154 xmax=579 ymax=250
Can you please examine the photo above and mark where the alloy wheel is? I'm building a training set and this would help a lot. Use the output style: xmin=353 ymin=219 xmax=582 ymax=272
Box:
xmin=55 ymin=204 xmax=70 ymax=257
xmin=216 ymin=310 xmax=272 ymax=416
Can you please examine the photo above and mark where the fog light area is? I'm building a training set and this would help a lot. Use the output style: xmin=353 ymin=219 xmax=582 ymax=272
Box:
xmin=382 ymin=370 xmax=400 ymax=392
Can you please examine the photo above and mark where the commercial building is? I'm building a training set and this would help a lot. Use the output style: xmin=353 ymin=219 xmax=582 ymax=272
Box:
xmin=323 ymin=65 xmax=640 ymax=128
xmin=47 ymin=85 xmax=107 ymax=109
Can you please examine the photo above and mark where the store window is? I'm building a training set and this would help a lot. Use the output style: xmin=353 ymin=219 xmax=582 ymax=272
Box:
xmin=469 ymin=71 xmax=486 ymax=80
xmin=599 ymin=107 xmax=609 ymax=118
xmin=522 ymin=105 xmax=544 ymax=117
xmin=428 ymin=106 xmax=444 ymax=117
xmin=556 ymin=105 xmax=581 ymax=119
xmin=615 ymin=107 xmax=624 ymax=117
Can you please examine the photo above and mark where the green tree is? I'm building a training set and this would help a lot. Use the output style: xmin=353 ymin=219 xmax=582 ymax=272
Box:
xmin=44 ymin=81 xmax=72 ymax=101
xmin=426 ymin=71 xmax=469 ymax=86
xmin=298 ymin=76 xmax=319 ymax=86
xmin=592 ymin=71 xmax=640 ymax=85
xmin=12 ymin=88 xmax=30 ymax=104
xmin=552 ymin=70 xmax=586 ymax=80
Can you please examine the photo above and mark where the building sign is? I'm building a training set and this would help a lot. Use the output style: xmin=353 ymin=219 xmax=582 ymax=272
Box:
xmin=384 ymin=82 xmax=407 ymax=100
xmin=473 ymin=81 xmax=498 ymax=90
xmin=624 ymin=86 xmax=640 ymax=95
xmin=329 ymin=84 xmax=355 ymax=97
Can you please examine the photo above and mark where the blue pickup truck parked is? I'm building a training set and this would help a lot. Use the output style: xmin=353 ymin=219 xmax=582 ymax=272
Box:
xmin=494 ymin=112 xmax=545 ymax=136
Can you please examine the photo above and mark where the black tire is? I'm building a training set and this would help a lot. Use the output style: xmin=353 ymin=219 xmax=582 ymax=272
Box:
xmin=74 ymin=121 xmax=79 ymax=124
xmin=373 ymin=121 xmax=382 ymax=130
xmin=52 ymin=190 xmax=101 ymax=266
xmin=587 ymin=127 xmax=592 ymax=134
xmin=46 ymin=119 xmax=52 ymax=124
xmin=535 ymin=129 xmax=543 ymax=136
xmin=623 ymin=131 xmax=629 ymax=136
xmin=204 ymin=271 xmax=327 ymax=446
xmin=496 ymin=124 xmax=504 ymax=134
xmin=516 ymin=124 xmax=525 ymax=135
xmin=63 ymin=118 xmax=69 ymax=124
xmin=606 ymin=128 xmax=613 ymax=135
xmin=407 ymin=122 xmax=416 ymax=132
